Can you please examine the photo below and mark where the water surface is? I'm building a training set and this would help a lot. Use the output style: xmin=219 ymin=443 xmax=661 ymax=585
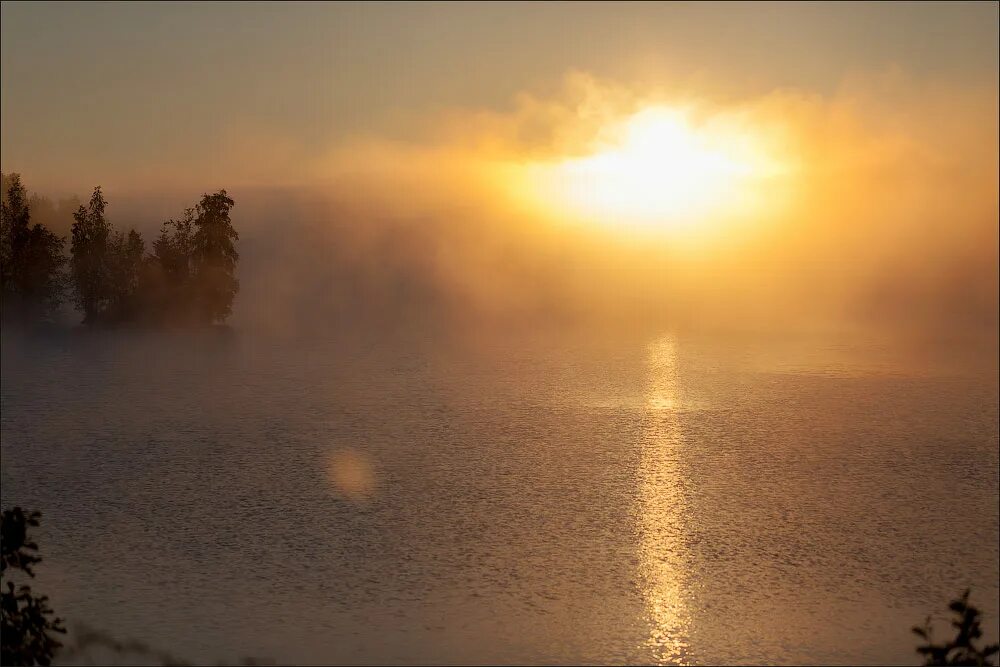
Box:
xmin=2 ymin=328 xmax=997 ymax=664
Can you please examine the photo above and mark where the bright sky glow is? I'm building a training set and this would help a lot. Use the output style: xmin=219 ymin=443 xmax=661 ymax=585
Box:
xmin=518 ymin=106 xmax=782 ymax=235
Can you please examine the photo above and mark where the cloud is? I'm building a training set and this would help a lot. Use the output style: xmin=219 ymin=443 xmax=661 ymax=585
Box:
xmin=9 ymin=69 xmax=997 ymax=339
xmin=259 ymin=69 xmax=995 ymax=336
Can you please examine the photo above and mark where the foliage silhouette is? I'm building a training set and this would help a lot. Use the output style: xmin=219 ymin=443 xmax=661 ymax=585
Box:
xmin=109 ymin=227 xmax=147 ymax=321
xmin=1 ymin=508 xmax=66 ymax=666
xmin=68 ymin=186 xmax=113 ymax=323
xmin=190 ymin=190 xmax=239 ymax=324
xmin=68 ymin=186 xmax=151 ymax=324
xmin=4 ymin=174 xmax=241 ymax=328
xmin=0 ymin=506 xmax=270 ymax=666
xmin=59 ymin=178 xmax=238 ymax=327
xmin=1 ymin=173 xmax=67 ymax=322
xmin=148 ymin=207 xmax=197 ymax=323
xmin=143 ymin=192 xmax=240 ymax=325
xmin=913 ymin=589 xmax=1000 ymax=666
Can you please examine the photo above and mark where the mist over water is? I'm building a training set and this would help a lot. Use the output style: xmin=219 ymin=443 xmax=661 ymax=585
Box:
xmin=1 ymin=323 xmax=996 ymax=664
xmin=64 ymin=177 xmax=993 ymax=348
xmin=3 ymin=174 xmax=998 ymax=665
xmin=2 ymin=3 xmax=998 ymax=664
xmin=2 ymin=166 xmax=998 ymax=665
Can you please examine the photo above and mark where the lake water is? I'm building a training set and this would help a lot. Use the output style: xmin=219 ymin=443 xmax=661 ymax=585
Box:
xmin=2 ymin=327 xmax=997 ymax=665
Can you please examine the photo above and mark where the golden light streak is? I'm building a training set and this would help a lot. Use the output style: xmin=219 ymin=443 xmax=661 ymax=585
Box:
xmin=636 ymin=336 xmax=693 ymax=664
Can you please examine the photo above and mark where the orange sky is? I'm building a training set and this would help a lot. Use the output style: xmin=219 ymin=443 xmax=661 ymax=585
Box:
xmin=1 ymin=2 xmax=997 ymax=336
xmin=1 ymin=2 xmax=997 ymax=194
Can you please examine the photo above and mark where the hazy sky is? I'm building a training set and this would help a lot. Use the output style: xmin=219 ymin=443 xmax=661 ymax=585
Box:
xmin=2 ymin=1 xmax=998 ymax=194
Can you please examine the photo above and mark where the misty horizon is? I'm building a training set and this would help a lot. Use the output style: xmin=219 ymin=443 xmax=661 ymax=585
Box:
xmin=2 ymin=2 xmax=998 ymax=666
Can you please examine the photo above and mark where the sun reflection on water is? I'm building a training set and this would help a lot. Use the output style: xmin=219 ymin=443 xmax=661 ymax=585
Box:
xmin=636 ymin=336 xmax=692 ymax=664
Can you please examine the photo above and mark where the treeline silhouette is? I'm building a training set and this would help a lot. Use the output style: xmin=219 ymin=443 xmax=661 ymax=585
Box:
xmin=0 ymin=173 xmax=238 ymax=327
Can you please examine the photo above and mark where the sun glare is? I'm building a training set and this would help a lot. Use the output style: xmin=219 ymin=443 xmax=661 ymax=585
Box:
xmin=516 ymin=106 xmax=780 ymax=235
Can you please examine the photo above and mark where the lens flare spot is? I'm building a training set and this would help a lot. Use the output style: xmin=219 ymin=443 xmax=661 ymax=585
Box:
xmin=327 ymin=449 xmax=376 ymax=501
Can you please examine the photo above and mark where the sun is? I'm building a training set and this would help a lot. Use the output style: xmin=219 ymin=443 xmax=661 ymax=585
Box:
xmin=514 ymin=106 xmax=779 ymax=235
xmin=555 ymin=108 xmax=751 ymax=224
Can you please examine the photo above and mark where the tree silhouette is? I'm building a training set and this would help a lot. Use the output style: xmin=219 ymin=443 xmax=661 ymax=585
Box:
xmin=913 ymin=589 xmax=1000 ymax=666
xmin=69 ymin=186 xmax=149 ymax=324
xmin=0 ymin=173 xmax=32 ymax=296
xmin=1 ymin=508 xmax=65 ymax=666
xmin=69 ymin=187 xmax=114 ymax=323
xmin=1 ymin=173 xmax=66 ymax=321
xmin=146 ymin=207 xmax=197 ymax=324
xmin=191 ymin=190 xmax=239 ymax=324
xmin=4 ymin=176 xmax=240 ymax=327
xmin=17 ymin=224 xmax=66 ymax=318
xmin=107 ymin=227 xmax=146 ymax=321
xmin=154 ymin=208 xmax=195 ymax=287
xmin=1 ymin=506 xmax=267 ymax=666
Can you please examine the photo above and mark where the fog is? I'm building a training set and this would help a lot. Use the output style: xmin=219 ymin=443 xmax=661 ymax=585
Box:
xmin=5 ymin=71 xmax=997 ymax=346
xmin=3 ymin=5 xmax=999 ymax=664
